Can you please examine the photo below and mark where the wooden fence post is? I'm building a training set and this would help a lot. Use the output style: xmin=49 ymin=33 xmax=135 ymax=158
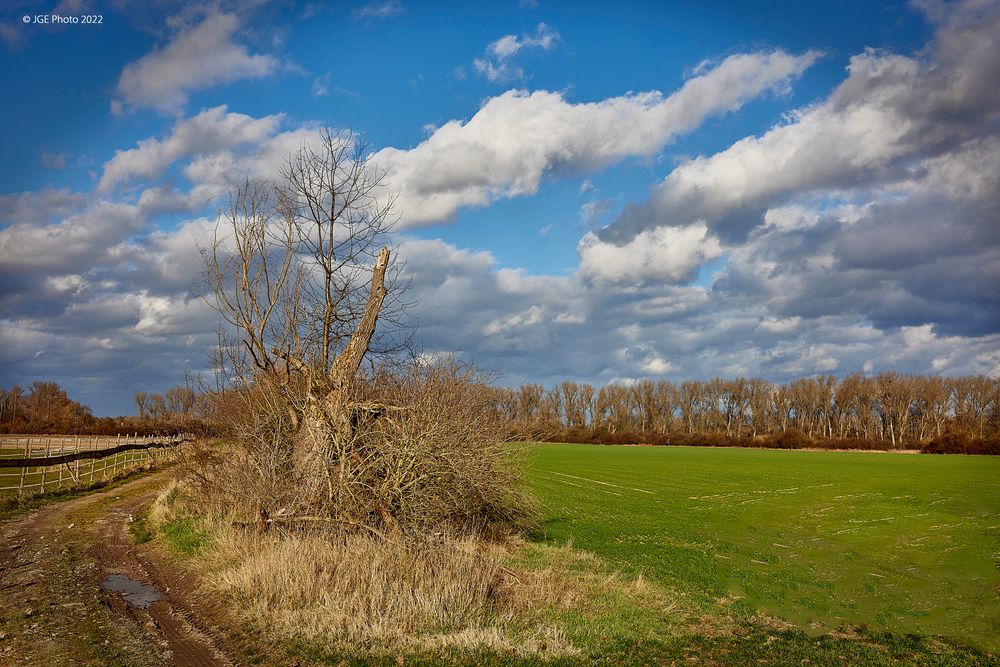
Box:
xmin=89 ymin=435 xmax=97 ymax=484
xmin=40 ymin=437 xmax=51 ymax=493
xmin=74 ymin=437 xmax=81 ymax=485
xmin=0 ymin=430 xmax=193 ymax=498
xmin=17 ymin=437 xmax=27 ymax=498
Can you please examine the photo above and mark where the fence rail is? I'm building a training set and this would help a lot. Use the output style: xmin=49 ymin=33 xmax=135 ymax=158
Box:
xmin=0 ymin=434 xmax=192 ymax=497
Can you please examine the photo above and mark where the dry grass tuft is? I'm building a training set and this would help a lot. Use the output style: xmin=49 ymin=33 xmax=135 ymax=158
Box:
xmin=217 ymin=533 xmax=496 ymax=640
xmin=203 ymin=526 xmax=581 ymax=656
xmin=505 ymin=542 xmax=597 ymax=614
xmin=147 ymin=480 xmax=182 ymax=527
xmin=146 ymin=484 xmax=578 ymax=656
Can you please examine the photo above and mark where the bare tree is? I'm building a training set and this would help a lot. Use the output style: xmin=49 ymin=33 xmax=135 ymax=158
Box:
xmin=134 ymin=391 xmax=150 ymax=419
xmin=200 ymin=128 xmax=407 ymax=525
xmin=197 ymin=129 xmax=531 ymax=536
xmin=746 ymin=379 xmax=772 ymax=437
xmin=678 ymin=380 xmax=701 ymax=434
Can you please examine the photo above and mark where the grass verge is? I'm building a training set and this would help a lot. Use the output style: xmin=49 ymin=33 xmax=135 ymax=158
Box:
xmin=128 ymin=512 xmax=154 ymax=544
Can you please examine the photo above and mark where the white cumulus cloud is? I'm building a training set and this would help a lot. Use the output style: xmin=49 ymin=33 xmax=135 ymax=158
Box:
xmin=99 ymin=106 xmax=284 ymax=191
xmin=112 ymin=13 xmax=279 ymax=115
xmin=474 ymin=23 xmax=561 ymax=83
xmin=378 ymin=49 xmax=819 ymax=226
xmin=578 ymin=223 xmax=723 ymax=284
xmin=600 ymin=1 xmax=1000 ymax=244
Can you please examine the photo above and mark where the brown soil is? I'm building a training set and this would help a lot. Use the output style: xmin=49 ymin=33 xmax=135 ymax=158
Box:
xmin=0 ymin=470 xmax=244 ymax=666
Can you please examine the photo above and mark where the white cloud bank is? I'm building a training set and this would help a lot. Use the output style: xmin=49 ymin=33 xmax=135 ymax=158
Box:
xmin=599 ymin=0 xmax=1000 ymax=245
xmin=378 ymin=49 xmax=819 ymax=225
xmin=98 ymin=48 xmax=818 ymax=226
xmin=112 ymin=13 xmax=279 ymax=115
xmin=582 ymin=0 xmax=1000 ymax=337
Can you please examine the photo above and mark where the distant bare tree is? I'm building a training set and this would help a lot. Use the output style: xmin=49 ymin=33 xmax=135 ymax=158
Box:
xmin=580 ymin=383 xmax=597 ymax=428
xmin=134 ymin=392 xmax=150 ymax=419
xmin=0 ymin=385 xmax=24 ymax=424
xmin=876 ymin=372 xmax=912 ymax=448
xmin=565 ymin=381 xmax=593 ymax=429
xmin=678 ymin=380 xmax=701 ymax=434
xmin=746 ymin=379 xmax=771 ymax=437
xmin=650 ymin=380 xmax=674 ymax=433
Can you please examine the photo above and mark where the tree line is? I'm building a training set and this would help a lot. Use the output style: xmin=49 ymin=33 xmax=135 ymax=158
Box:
xmin=4 ymin=372 xmax=999 ymax=453
xmin=0 ymin=380 xmax=210 ymax=435
xmin=488 ymin=373 xmax=1000 ymax=453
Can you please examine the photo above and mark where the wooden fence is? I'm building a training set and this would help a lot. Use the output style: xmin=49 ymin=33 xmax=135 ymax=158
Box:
xmin=0 ymin=434 xmax=192 ymax=497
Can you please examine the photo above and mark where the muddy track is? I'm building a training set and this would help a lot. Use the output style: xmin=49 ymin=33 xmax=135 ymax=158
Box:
xmin=0 ymin=471 xmax=235 ymax=666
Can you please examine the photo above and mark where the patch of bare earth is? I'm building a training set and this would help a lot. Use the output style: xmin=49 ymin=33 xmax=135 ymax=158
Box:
xmin=0 ymin=471 xmax=247 ymax=666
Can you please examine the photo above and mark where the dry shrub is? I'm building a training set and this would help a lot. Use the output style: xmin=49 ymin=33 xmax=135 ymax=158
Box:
xmin=190 ymin=357 xmax=536 ymax=537
xmin=766 ymin=427 xmax=811 ymax=449
xmin=182 ymin=373 xmax=305 ymax=515
xmin=922 ymin=428 xmax=1000 ymax=455
xmin=158 ymin=359 xmax=695 ymax=659
xmin=361 ymin=359 xmax=537 ymax=534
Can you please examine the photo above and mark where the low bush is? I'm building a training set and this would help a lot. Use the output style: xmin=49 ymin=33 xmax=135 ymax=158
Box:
xmin=922 ymin=430 xmax=1000 ymax=455
xmin=540 ymin=426 xmax=979 ymax=453
xmin=765 ymin=428 xmax=810 ymax=449
xmin=186 ymin=358 xmax=537 ymax=540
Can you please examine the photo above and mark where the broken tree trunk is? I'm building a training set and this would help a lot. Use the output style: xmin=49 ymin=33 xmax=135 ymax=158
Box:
xmin=330 ymin=246 xmax=391 ymax=390
xmin=292 ymin=247 xmax=394 ymax=526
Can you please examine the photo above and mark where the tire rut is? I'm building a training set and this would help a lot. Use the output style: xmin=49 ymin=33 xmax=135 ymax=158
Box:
xmin=0 ymin=471 xmax=235 ymax=666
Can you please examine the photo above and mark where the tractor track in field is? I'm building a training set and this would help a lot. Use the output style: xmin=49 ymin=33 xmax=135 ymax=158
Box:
xmin=0 ymin=470 xmax=237 ymax=666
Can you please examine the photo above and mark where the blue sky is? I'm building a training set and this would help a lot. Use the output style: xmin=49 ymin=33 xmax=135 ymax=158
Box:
xmin=1 ymin=0 xmax=997 ymax=415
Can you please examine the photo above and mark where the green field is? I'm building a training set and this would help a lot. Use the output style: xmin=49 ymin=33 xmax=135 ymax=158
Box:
xmin=525 ymin=444 xmax=1000 ymax=653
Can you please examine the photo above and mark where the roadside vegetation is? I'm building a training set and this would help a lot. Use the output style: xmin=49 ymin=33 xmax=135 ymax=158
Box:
xmin=147 ymin=479 xmax=584 ymax=661
xmin=140 ymin=129 xmax=576 ymax=662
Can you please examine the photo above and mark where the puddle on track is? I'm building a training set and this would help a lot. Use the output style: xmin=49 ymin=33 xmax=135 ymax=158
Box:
xmin=102 ymin=573 xmax=163 ymax=609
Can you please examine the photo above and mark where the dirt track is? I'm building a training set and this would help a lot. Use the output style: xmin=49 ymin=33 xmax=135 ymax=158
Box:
xmin=0 ymin=471 xmax=235 ymax=666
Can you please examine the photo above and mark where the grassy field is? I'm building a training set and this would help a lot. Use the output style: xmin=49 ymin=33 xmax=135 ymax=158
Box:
xmin=524 ymin=443 xmax=1000 ymax=653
